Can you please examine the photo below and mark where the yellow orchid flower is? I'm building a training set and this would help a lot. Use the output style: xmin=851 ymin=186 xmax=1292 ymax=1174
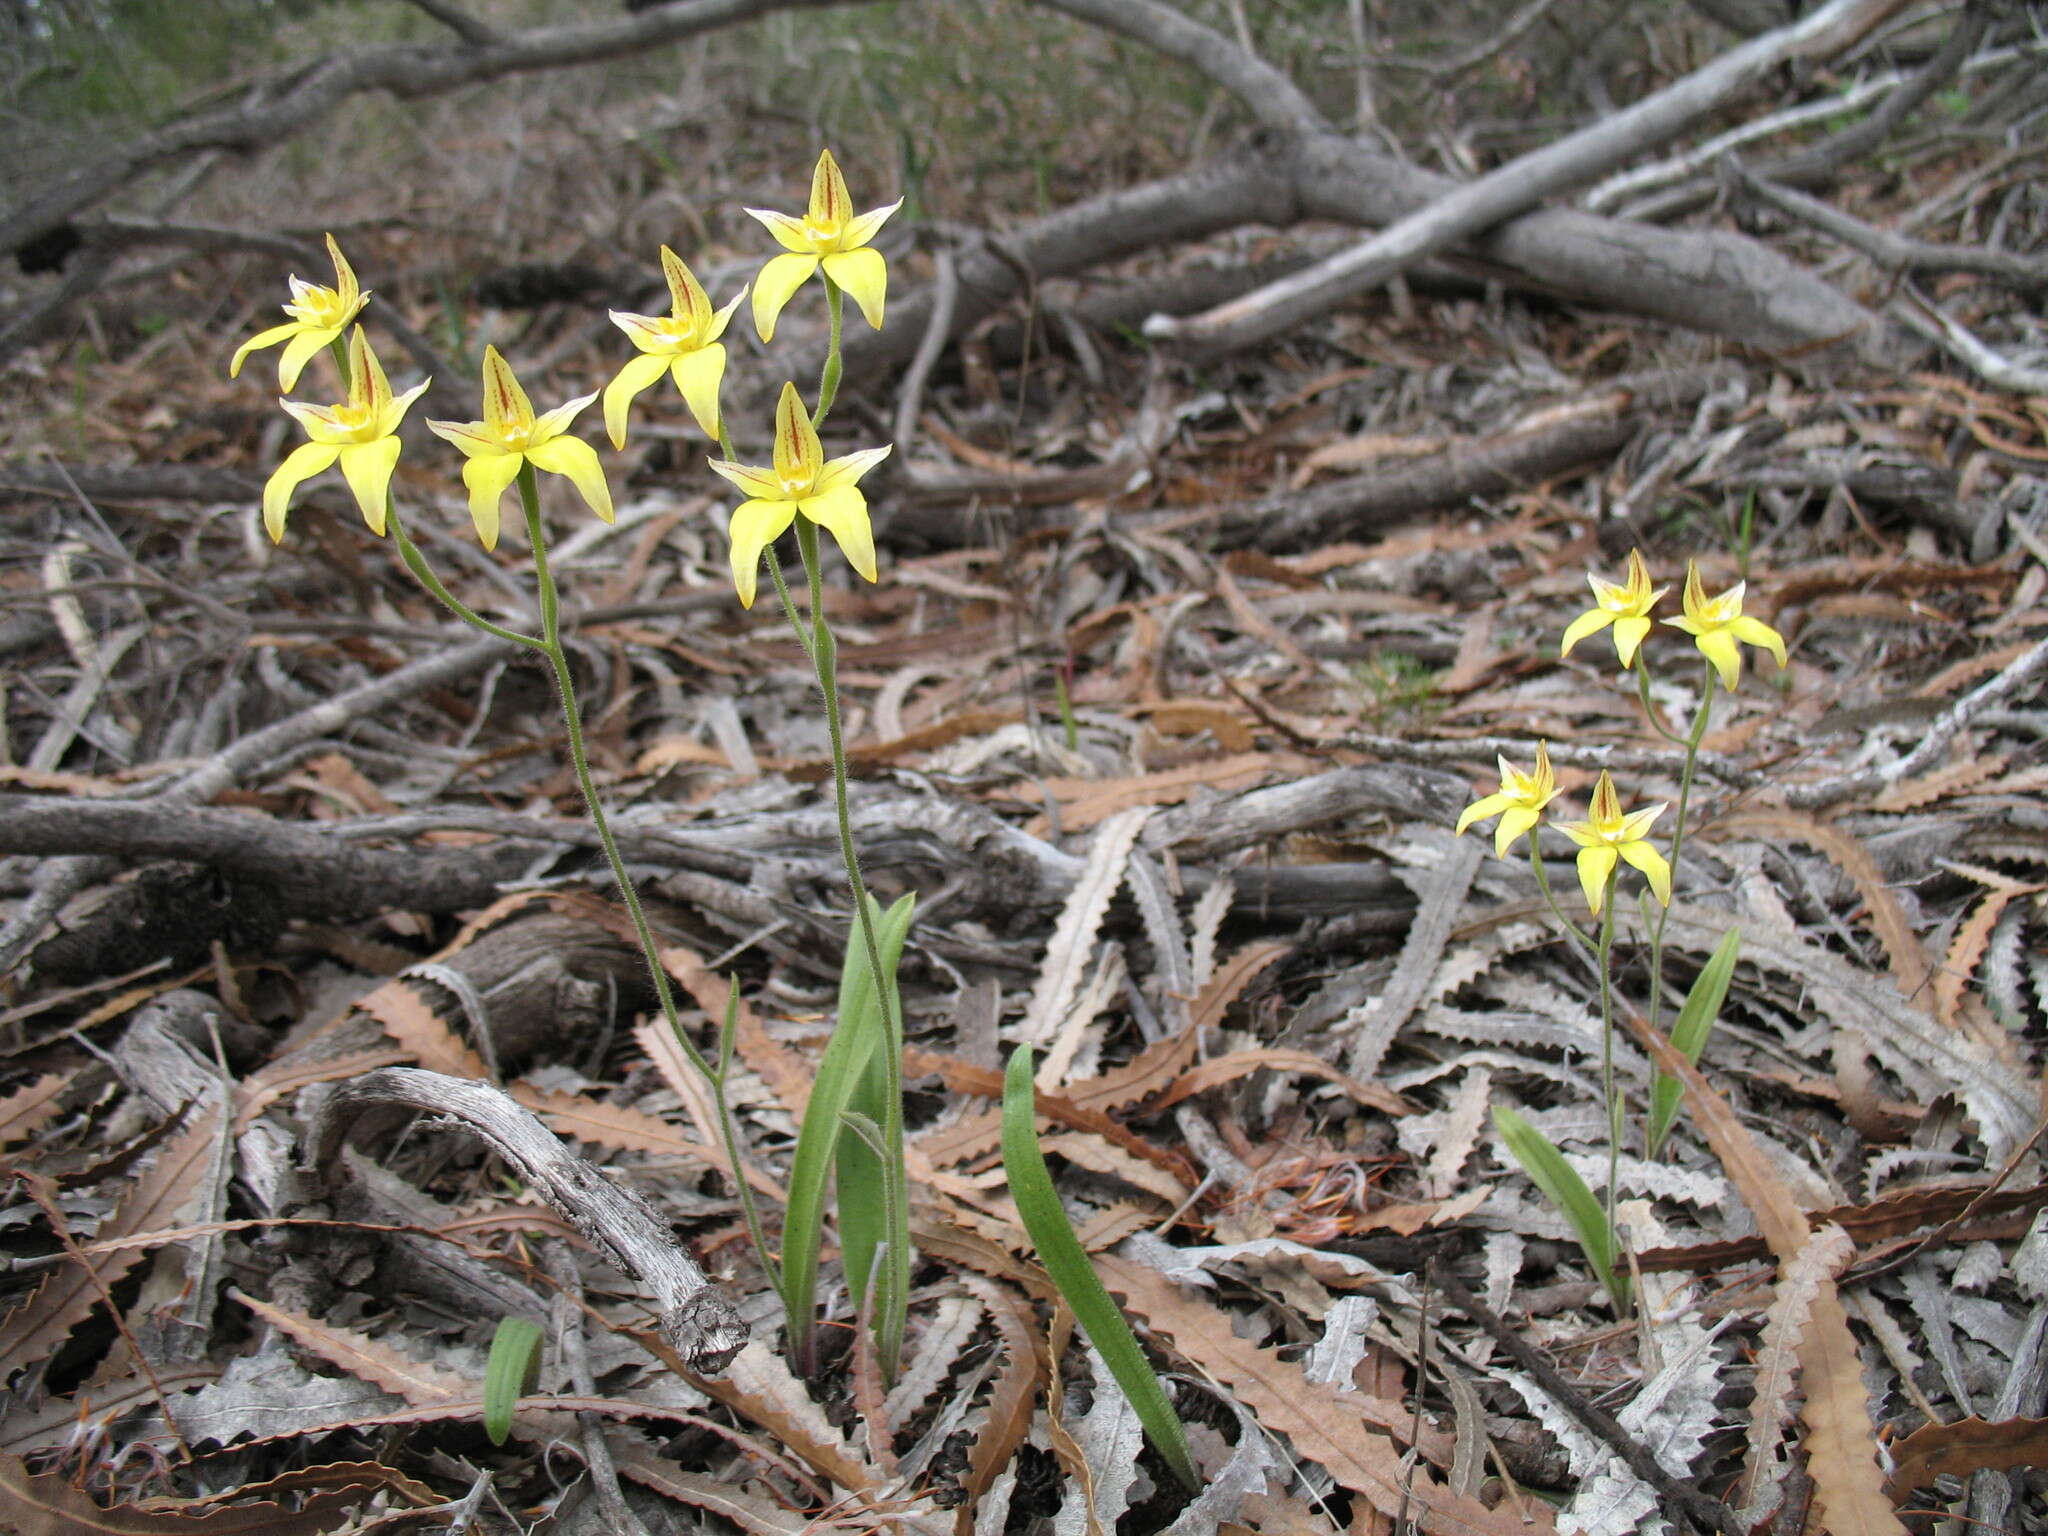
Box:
xmin=603 ymin=246 xmax=747 ymax=448
xmin=262 ymin=327 xmax=427 ymax=543
xmin=709 ymin=382 xmax=891 ymax=608
xmin=1559 ymin=549 xmax=1667 ymax=670
xmin=1664 ymin=560 xmax=1787 ymax=691
xmin=745 ymin=149 xmax=902 ymax=344
xmin=1455 ymin=741 xmax=1560 ymax=860
xmin=230 ymin=234 xmax=370 ymax=391
xmin=426 ymin=346 xmax=613 ymax=551
xmin=1556 ymin=771 xmax=1671 ymax=917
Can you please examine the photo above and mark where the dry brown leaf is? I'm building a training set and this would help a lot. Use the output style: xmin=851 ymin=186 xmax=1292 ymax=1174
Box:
xmin=609 ymin=1442 xmax=813 ymax=1535
xmin=1733 ymin=1223 xmax=1856 ymax=1526
xmin=229 ymin=1288 xmax=469 ymax=1406
xmin=1885 ymin=1415 xmax=2048 ymax=1498
xmin=0 ymin=1072 xmax=66 ymax=1148
xmin=140 ymin=1460 xmax=433 ymax=1517
xmin=1151 ymin=1049 xmax=1412 ymax=1119
xmin=1933 ymin=867 xmax=2044 ymax=1028
xmin=511 ymin=1083 xmax=741 ymax=1175
xmin=1638 ymin=1179 xmax=2048 ymax=1272
xmin=631 ymin=1017 xmax=725 ymax=1158
xmin=1721 ymin=811 xmax=1932 ymax=1009
xmin=1867 ymin=754 xmax=2008 ymax=812
xmin=0 ymin=1113 xmax=221 ymax=1385
xmin=234 ymin=1049 xmax=410 ymax=1131
xmin=1096 ymin=1256 xmax=1539 ymax=1536
xmin=1131 ymin=699 xmax=1257 ymax=751
xmin=657 ymin=943 xmax=813 ymax=1118
xmin=1024 ymin=753 xmax=1303 ymax=836
xmin=0 ymin=1453 xmax=366 ymax=1535
xmin=643 ymin=1335 xmax=880 ymax=1495
xmin=1620 ymin=1010 xmax=1904 ymax=1536
xmin=954 ymin=1274 xmax=1045 ymax=1536
xmin=353 ymin=978 xmax=487 ymax=1079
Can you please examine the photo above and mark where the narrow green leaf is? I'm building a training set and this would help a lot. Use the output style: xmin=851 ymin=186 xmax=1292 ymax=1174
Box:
xmin=483 ymin=1316 xmax=544 ymax=1446
xmin=1492 ymin=1105 xmax=1624 ymax=1306
xmin=782 ymin=892 xmax=914 ymax=1372
xmin=1646 ymin=926 xmax=1740 ymax=1157
xmin=1001 ymin=1044 xmax=1199 ymax=1491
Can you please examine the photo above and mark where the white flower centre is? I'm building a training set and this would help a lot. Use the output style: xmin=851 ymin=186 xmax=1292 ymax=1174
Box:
xmin=500 ymin=425 xmax=532 ymax=451
xmin=803 ymin=215 xmax=843 ymax=249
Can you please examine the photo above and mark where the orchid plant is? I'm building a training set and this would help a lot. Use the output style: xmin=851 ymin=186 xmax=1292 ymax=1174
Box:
xmin=1458 ymin=548 xmax=1784 ymax=1308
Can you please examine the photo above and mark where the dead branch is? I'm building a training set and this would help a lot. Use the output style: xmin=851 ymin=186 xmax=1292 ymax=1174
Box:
xmin=306 ymin=1066 xmax=748 ymax=1372
xmin=1143 ymin=0 xmax=1919 ymax=355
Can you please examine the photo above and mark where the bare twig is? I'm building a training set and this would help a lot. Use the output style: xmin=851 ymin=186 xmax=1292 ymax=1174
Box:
xmin=1145 ymin=0 xmax=1917 ymax=354
xmin=308 ymin=1067 xmax=747 ymax=1372
xmin=545 ymin=1244 xmax=656 ymax=1536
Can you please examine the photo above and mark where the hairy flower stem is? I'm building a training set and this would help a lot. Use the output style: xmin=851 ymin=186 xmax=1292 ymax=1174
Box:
xmin=388 ymin=511 xmax=539 ymax=649
xmin=813 ymin=280 xmax=845 ymax=426
xmin=1593 ymin=868 xmax=1621 ymax=1258
xmin=1635 ymin=660 xmax=1718 ymax=1151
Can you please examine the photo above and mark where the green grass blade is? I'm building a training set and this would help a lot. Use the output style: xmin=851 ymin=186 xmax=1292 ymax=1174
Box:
xmin=1493 ymin=1105 xmax=1623 ymax=1305
xmin=1001 ymin=1044 xmax=1199 ymax=1492
xmin=1646 ymin=926 xmax=1740 ymax=1157
xmin=483 ymin=1316 xmax=543 ymax=1446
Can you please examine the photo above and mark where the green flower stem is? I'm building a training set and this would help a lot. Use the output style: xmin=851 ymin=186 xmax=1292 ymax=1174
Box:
xmin=766 ymin=551 xmax=814 ymax=666
xmin=1593 ymin=867 xmax=1622 ymax=1257
xmin=792 ymin=513 xmax=908 ymax=1376
xmin=1527 ymin=841 xmax=1597 ymax=969
xmin=813 ymin=279 xmax=845 ymax=427
xmin=387 ymin=509 xmax=542 ymax=650
xmin=1632 ymin=656 xmax=1689 ymax=747
xmin=1642 ymin=663 xmax=1717 ymax=1091
xmin=515 ymin=463 xmax=714 ymax=1090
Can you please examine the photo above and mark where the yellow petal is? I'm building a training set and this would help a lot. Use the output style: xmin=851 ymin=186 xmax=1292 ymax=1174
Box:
xmin=337 ymin=436 xmax=402 ymax=536
xmin=1495 ymin=805 xmax=1540 ymax=860
xmin=1577 ymin=846 xmax=1618 ymax=915
xmin=379 ymin=379 xmax=431 ymax=436
xmin=348 ymin=327 xmax=390 ymax=418
xmin=815 ymin=443 xmax=892 ymax=494
xmin=530 ymin=389 xmax=599 ymax=445
xmin=604 ymin=352 xmax=673 ymax=449
xmin=525 ymin=435 xmax=613 ymax=524
xmin=281 ymin=398 xmax=351 ymax=444
xmin=462 ymin=451 xmax=523 ymax=550
xmin=1681 ymin=560 xmax=1710 ymax=623
xmin=752 ymin=253 xmax=819 ymax=343
xmin=1620 ymin=840 xmax=1672 ymax=906
xmin=746 ymin=208 xmax=816 ymax=255
xmin=1455 ymin=791 xmax=1513 ymax=836
xmin=1559 ymin=607 xmax=1613 ymax=658
xmin=610 ymin=309 xmax=677 ymax=355
xmin=230 ymin=320 xmax=299 ymax=379
xmin=660 ymin=244 xmax=711 ymax=329
xmin=426 ymin=418 xmax=500 ymax=459
xmin=1588 ymin=771 xmax=1622 ymax=829
xmin=262 ymin=442 xmax=340 ymax=542
xmin=1731 ymin=615 xmax=1787 ymax=669
xmin=1613 ymin=614 xmax=1653 ymax=668
xmin=277 ymin=327 xmax=333 ymax=392
xmin=772 ymin=382 xmax=822 ymax=488
xmin=1696 ymin=628 xmax=1743 ymax=690
xmin=481 ymin=346 xmax=534 ymax=438
xmin=728 ymin=498 xmax=799 ymax=608
xmin=796 ymin=482 xmax=876 ymax=583
xmin=822 ymin=247 xmax=888 ymax=331
xmin=707 ymin=458 xmax=783 ymax=499
xmin=325 ymin=233 xmax=359 ymax=309
xmin=845 ymin=199 xmax=903 ymax=249
xmin=670 ymin=344 xmax=726 ymax=441
xmin=809 ymin=148 xmax=851 ymax=228
xmin=702 ymin=287 xmax=747 ymax=345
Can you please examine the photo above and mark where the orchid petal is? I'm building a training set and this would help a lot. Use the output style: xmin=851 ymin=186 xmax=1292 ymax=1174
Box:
xmin=815 ymin=443 xmax=892 ymax=494
xmin=1620 ymin=839 xmax=1673 ymax=906
xmin=1559 ymin=607 xmax=1613 ymax=658
xmin=1697 ymin=629 xmax=1743 ymax=690
xmin=525 ymin=435 xmax=614 ymax=524
xmin=481 ymin=346 xmax=534 ymax=437
xmin=231 ymin=321 xmax=299 ymax=379
xmin=262 ymin=442 xmax=340 ymax=542
xmin=822 ymin=247 xmax=887 ymax=331
xmin=349 ymin=328 xmax=390 ymax=417
xmin=1495 ymin=805 xmax=1540 ymax=860
xmin=702 ymin=287 xmax=747 ymax=345
xmin=280 ymin=399 xmax=352 ymax=443
xmin=426 ymin=418 xmax=501 ymax=458
xmin=1731 ymin=615 xmax=1787 ymax=669
xmin=772 ymin=382 xmax=823 ymax=487
xmin=660 ymin=245 xmax=710 ymax=327
xmin=462 ymin=452 xmax=524 ymax=550
xmin=337 ymin=436 xmax=402 ymax=536
xmin=1576 ymin=846 xmax=1619 ymax=915
xmin=670 ymin=344 xmax=727 ymax=441
xmin=609 ymin=309 xmax=676 ymax=355
xmin=810 ymin=149 xmax=852 ymax=226
xmin=728 ymin=498 xmax=799 ymax=608
xmin=747 ymin=208 xmax=817 ymax=255
xmin=380 ymin=379 xmax=431 ymax=436
xmin=1613 ymin=614 xmax=1653 ymax=668
xmin=845 ymin=198 xmax=903 ymax=249
xmin=707 ymin=458 xmax=784 ymax=499
xmin=752 ymin=253 xmax=819 ymax=343
xmin=796 ymin=482 xmax=876 ymax=584
xmin=603 ymin=352 xmax=673 ymax=449
xmin=530 ymin=389 xmax=599 ymax=445
xmin=277 ymin=327 xmax=333 ymax=392
xmin=1455 ymin=791 xmax=1514 ymax=836
xmin=325 ymin=234 xmax=359 ymax=309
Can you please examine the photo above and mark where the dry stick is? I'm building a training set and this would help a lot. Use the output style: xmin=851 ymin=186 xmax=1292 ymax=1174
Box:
xmin=309 ymin=1067 xmax=747 ymax=1372
xmin=0 ymin=633 xmax=513 ymax=974
xmin=1427 ymin=1263 xmax=1745 ymax=1536
xmin=1144 ymin=0 xmax=1917 ymax=354
xmin=544 ymin=1243 xmax=655 ymax=1536
xmin=890 ymin=243 xmax=957 ymax=456
xmin=1784 ymin=631 xmax=2048 ymax=808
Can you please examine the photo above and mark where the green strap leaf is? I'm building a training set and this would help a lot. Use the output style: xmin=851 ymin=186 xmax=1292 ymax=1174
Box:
xmin=483 ymin=1316 xmax=544 ymax=1446
xmin=1493 ymin=1105 xmax=1624 ymax=1306
xmin=1646 ymin=926 xmax=1740 ymax=1157
xmin=1001 ymin=1043 xmax=1199 ymax=1491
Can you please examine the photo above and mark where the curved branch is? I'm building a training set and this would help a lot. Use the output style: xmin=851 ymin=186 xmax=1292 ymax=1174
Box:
xmin=1 ymin=0 xmax=844 ymax=259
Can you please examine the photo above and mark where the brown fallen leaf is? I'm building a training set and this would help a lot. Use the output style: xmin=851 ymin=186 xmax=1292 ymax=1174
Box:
xmin=0 ymin=1451 xmax=366 ymax=1535
xmin=1885 ymin=1415 xmax=2048 ymax=1499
